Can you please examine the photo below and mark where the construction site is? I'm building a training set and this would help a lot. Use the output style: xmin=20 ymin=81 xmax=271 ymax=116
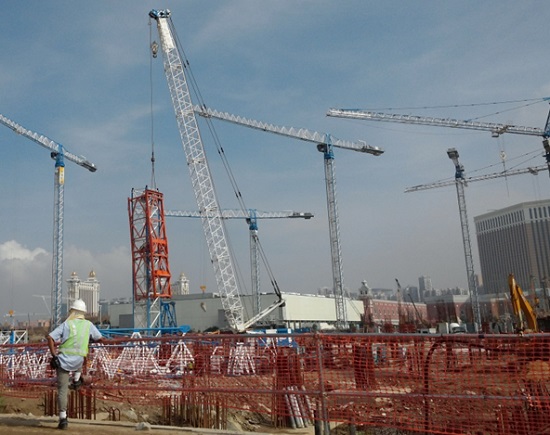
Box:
xmin=2 ymin=331 xmax=550 ymax=434
xmin=3 ymin=6 xmax=550 ymax=435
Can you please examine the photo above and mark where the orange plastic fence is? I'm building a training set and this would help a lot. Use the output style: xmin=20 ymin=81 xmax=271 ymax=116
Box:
xmin=2 ymin=332 xmax=550 ymax=434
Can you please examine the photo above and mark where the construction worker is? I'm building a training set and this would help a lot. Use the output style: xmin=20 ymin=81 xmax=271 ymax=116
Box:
xmin=47 ymin=299 xmax=103 ymax=430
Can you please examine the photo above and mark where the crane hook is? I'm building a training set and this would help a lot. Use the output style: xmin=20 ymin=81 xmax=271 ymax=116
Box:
xmin=151 ymin=41 xmax=159 ymax=58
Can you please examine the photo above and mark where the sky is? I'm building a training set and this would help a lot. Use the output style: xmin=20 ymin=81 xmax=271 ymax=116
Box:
xmin=2 ymin=1 xmax=550 ymax=321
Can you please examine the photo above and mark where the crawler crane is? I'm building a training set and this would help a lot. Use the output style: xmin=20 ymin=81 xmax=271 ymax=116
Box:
xmin=0 ymin=114 xmax=96 ymax=328
xmin=194 ymin=106 xmax=383 ymax=330
xmin=149 ymin=9 xmax=298 ymax=332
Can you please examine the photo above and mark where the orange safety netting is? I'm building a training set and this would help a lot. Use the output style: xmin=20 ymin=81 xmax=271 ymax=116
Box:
xmin=1 ymin=332 xmax=550 ymax=434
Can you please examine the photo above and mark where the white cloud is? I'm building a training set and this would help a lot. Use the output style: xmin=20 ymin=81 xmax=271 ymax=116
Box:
xmin=0 ymin=240 xmax=47 ymax=262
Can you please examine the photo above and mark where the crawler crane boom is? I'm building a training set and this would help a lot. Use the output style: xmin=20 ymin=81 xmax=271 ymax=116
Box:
xmin=149 ymin=9 xmax=286 ymax=332
xmin=195 ymin=106 xmax=384 ymax=330
xmin=0 ymin=114 xmax=96 ymax=328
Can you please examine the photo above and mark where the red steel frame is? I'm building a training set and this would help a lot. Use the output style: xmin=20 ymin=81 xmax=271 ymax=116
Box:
xmin=128 ymin=188 xmax=172 ymax=302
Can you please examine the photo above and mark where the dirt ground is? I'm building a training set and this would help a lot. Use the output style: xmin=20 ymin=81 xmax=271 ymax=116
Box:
xmin=0 ymin=414 xmax=317 ymax=434
xmin=0 ymin=395 xmax=316 ymax=435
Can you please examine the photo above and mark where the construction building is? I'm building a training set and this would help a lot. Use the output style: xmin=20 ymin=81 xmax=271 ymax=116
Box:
xmin=105 ymin=285 xmax=432 ymax=333
xmin=475 ymin=199 xmax=550 ymax=300
xmin=108 ymin=292 xmax=364 ymax=332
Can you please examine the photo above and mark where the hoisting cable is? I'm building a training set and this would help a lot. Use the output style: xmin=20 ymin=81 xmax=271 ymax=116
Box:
xmin=364 ymin=97 xmax=549 ymax=112
xmin=149 ymin=17 xmax=158 ymax=189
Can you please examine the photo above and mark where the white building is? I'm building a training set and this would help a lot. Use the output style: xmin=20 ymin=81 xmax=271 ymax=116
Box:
xmin=172 ymin=272 xmax=190 ymax=295
xmin=67 ymin=270 xmax=100 ymax=317
xmin=107 ymin=291 xmax=364 ymax=332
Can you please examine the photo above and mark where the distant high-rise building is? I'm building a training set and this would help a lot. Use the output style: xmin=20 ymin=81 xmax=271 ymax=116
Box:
xmin=475 ymin=199 xmax=550 ymax=296
xmin=418 ymin=276 xmax=432 ymax=301
xmin=67 ymin=270 xmax=100 ymax=317
xmin=407 ymin=286 xmax=420 ymax=303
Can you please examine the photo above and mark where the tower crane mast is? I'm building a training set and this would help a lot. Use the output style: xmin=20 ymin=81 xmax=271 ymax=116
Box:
xmin=194 ymin=106 xmax=383 ymax=330
xmin=0 ymin=114 xmax=96 ymax=328
xmin=166 ymin=209 xmax=313 ymax=316
xmin=149 ymin=9 xmax=287 ymax=332
xmin=447 ymin=148 xmax=481 ymax=327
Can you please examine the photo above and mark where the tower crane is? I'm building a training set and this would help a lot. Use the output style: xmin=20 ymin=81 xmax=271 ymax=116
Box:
xmin=404 ymin=157 xmax=550 ymax=327
xmin=328 ymin=104 xmax=550 ymax=328
xmin=327 ymin=106 xmax=550 ymax=174
xmin=0 ymin=114 xmax=96 ymax=329
xmin=165 ymin=209 xmax=313 ymax=316
xmin=194 ymin=106 xmax=383 ymax=330
xmin=149 ymin=9 xmax=295 ymax=332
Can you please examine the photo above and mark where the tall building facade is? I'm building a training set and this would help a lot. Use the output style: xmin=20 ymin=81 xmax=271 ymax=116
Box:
xmin=418 ymin=276 xmax=433 ymax=301
xmin=475 ymin=199 xmax=550 ymax=296
xmin=67 ymin=270 xmax=101 ymax=317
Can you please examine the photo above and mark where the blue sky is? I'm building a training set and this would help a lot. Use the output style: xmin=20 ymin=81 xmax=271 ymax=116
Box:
xmin=2 ymin=1 xmax=550 ymax=319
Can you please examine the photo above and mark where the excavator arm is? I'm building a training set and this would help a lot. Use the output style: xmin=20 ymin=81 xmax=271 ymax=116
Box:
xmin=508 ymin=273 xmax=538 ymax=332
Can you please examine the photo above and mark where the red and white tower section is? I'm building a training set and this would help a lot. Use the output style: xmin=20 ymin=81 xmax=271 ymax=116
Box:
xmin=128 ymin=188 xmax=173 ymax=330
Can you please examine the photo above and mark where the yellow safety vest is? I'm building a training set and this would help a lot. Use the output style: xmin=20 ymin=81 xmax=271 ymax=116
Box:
xmin=59 ymin=319 xmax=92 ymax=357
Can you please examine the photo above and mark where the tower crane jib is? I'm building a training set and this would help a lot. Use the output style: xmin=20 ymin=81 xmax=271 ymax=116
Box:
xmin=327 ymin=106 xmax=550 ymax=175
xmin=405 ymin=165 xmax=548 ymax=193
xmin=326 ymin=108 xmax=550 ymax=138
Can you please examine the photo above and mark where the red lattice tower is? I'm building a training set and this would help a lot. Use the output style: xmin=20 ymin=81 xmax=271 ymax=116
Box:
xmin=128 ymin=188 xmax=172 ymax=302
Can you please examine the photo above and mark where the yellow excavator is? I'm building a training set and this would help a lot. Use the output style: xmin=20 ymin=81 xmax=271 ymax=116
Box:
xmin=508 ymin=273 xmax=539 ymax=333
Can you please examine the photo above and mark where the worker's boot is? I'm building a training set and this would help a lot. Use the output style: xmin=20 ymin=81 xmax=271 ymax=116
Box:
xmin=69 ymin=378 xmax=83 ymax=391
xmin=57 ymin=418 xmax=68 ymax=430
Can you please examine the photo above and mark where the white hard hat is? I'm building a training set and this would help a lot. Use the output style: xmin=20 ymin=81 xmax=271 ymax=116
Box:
xmin=70 ymin=299 xmax=87 ymax=313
